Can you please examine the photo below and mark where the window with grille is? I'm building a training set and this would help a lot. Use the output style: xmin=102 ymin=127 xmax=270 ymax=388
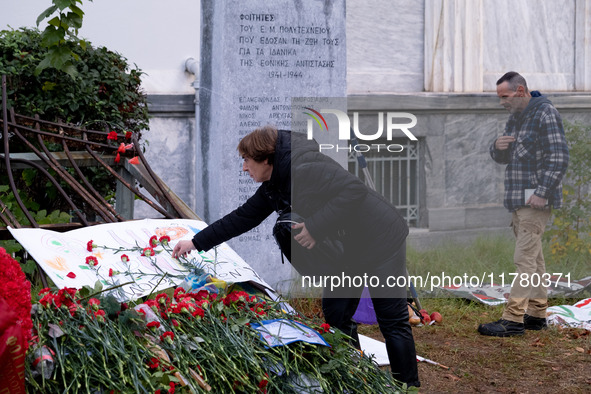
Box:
xmin=347 ymin=138 xmax=420 ymax=226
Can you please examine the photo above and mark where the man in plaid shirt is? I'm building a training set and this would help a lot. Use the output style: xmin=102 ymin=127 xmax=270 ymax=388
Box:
xmin=478 ymin=71 xmax=569 ymax=337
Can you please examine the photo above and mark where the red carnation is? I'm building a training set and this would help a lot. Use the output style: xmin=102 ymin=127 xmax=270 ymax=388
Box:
xmin=160 ymin=331 xmax=174 ymax=344
xmin=121 ymin=254 xmax=129 ymax=263
xmin=149 ymin=235 xmax=158 ymax=248
xmin=85 ymin=256 xmax=99 ymax=267
xmin=125 ymin=131 xmax=132 ymax=139
xmin=115 ymin=153 xmax=121 ymax=164
xmin=141 ymin=247 xmax=155 ymax=257
xmin=87 ymin=240 xmax=95 ymax=252
xmin=93 ymin=309 xmax=106 ymax=322
xmin=147 ymin=321 xmax=161 ymax=329
xmin=148 ymin=357 xmax=160 ymax=369
xmin=107 ymin=131 xmax=118 ymax=140
xmin=88 ymin=298 xmax=101 ymax=311
xmin=159 ymin=235 xmax=171 ymax=246
xmin=0 ymin=247 xmax=33 ymax=351
xmin=117 ymin=143 xmax=126 ymax=153
xmin=156 ymin=293 xmax=170 ymax=306
xmin=319 ymin=323 xmax=331 ymax=333
xmin=129 ymin=156 xmax=140 ymax=165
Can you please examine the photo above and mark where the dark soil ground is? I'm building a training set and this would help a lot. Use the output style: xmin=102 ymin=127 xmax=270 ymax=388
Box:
xmin=291 ymin=297 xmax=591 ymax=393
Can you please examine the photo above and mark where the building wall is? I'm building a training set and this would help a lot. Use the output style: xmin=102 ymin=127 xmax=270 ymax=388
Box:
xmin=348 ymin=93 xmax=591 ymax=241
xmin=3 ymin=1 xmax=591 ymax=260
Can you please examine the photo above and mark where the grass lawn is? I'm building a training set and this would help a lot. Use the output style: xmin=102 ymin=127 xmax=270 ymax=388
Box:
xmin=289 ymin=236 xmax=591 ymax=393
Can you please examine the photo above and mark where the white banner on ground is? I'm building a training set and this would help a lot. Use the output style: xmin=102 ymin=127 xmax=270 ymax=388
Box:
xmin=9 ymin=219 xmax=272 ymax=301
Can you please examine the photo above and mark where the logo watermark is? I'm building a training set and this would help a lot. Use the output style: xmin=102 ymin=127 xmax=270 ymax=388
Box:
xmin=303 ymin=108 xmax=418 ymax=153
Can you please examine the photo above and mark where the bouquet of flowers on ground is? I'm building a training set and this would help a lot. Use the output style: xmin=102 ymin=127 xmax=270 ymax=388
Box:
xmin=23 ymin=236 xmax=403 ymax=393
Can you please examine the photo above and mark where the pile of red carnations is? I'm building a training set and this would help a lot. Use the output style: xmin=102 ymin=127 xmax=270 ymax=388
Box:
xmin=12 ymin=234 xmax=400 ymax=392
xmin=24 ymin=280 xmax=399 ymax=393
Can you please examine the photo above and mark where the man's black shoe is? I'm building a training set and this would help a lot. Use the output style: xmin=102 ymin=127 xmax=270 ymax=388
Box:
xmin=477 ymin=319 xmax=525 ymax=337
xmin=524 ymin=314 xmax=547 ymax=330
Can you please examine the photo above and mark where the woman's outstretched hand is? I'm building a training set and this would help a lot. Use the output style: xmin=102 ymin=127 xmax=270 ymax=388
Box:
xmin=172 ymin=240 xmax=196 ymax=259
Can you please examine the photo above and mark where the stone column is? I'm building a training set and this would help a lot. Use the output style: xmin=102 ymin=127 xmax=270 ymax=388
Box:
xmin=424 ymin=0 xmax=483 ymax=92
xmin=198 ymin=0 xmax=346 ymax=292
xmin=575 ymin=0 xmax=591 ymax=91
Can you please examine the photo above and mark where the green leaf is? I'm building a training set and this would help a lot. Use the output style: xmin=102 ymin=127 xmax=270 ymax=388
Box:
xmin=21 ymin=169 xmax=37 ymax=187
xmin=40 ymin=26 xmax=65 ymax=47
xmin=68 ymin=4 xmax=85 ymax=18
xmin=63 ymin=63 xmax=78 ymax=79
xmin=35 ymin=210 xmax=48 ymax=220
xmin=36 ymin=5 xmax=59 ymax=26
xmin=93 ymin=280 xmax=103 ymax=293
xmin=65 ymin=12 xmax=83 ymax=29
xmin=0 ymin=240 xmax=23 ymax=254
xmin=47 ymin=16 xmax=62 ymax=28
xmin=22 ymin=259 xmax=38 ymax=275
xmin=42 ymin=81 xmax=57 ymax=91
xmin=56 ymin=0 xmax=73 ymax=11
xmin=79 ymin=285 xmax=92 ymax=298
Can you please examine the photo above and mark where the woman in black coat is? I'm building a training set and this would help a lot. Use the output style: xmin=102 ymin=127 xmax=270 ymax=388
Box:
xmin=173 ymin=126 xmax=420 ymax=387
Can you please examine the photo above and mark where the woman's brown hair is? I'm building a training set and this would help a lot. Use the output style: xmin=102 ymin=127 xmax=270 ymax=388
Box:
xmin=237 ymin=125 xmax=278 ymax=163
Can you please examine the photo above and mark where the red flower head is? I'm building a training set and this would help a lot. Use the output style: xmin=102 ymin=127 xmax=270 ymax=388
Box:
xmin=148 ymin=357 xmax=160 ymax=369
xmin=94 ymin=309 xmax=106 ymax=322
xmin=38 ymin=288 xmax=51 ymax=296
xmin=145 ymin=299 xmax=159 ymax=313
xmin=125 ymin=131 xmax=132 ymax=140
xmin=39 ymin=293 xmax=54 ymax=308
xmin=160 ymin=331 xmax=174 ymax=344
xmin=117 ymin=143 xmax=126 ymax=154
xmin=147 ymin=321 xmax=161 ymax=330
xmin=318 ymin=323 xmax=331 ymax=334
xmin=258 ymin=374 xmax=269 ymax=392
xmin=115 ymin=153 xmax=121 ymax=164
xmin=191 ymin=307 xmax=204 ymax=319
xmin=168 ymin=382 xmax=176 ymax=394
xmin=121 ymin=254 xmax=129 ymax=263
xmin=107 ymin=131 xmax=118 ymax=140
xmin=86 ymin=240 xmax=96 ymax=252
xmin=173 ymin=287 xmax=186 ymax=301
xmin=129 ymin=156 xmax=140 ymax=165
xmin=68 ymin=303 xmax=80 ymax=317
xmin=171 ymin=319 xmax=179 ymax=327
xmin=66 ymin=272 xmax=76 ymax=279
xmin=85 ymin=256 xmax=99 ymax=267
xmin=149 ymin=235 xmax=158 ymax=248
xmin=141 ymin=247 xmax=155 ymax=257
xmin=159 ymin=235 xmax=171 ymax=246
xmin=108 ymin=268 xmax=120 ymax=277
xmin=88 ymin=298 xmax=101 ymax=311
xmin=156 ymin=293 xmax=170 ymax=306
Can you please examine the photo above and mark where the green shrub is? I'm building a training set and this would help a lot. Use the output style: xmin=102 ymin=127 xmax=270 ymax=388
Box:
xmin=0 ymin=27 xmax=148 ymax=133
xmin=545 ymin=122 xmax=591 ymax=260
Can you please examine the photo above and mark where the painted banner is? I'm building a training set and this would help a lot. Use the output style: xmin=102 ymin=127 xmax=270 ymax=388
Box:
xmin=433 ymin=275 xmax=591 ymax=306
xmin=9 ymin=219 xmax=272 ymax=301
xmin=548 ymin=298 xmax=591 ymax=331
xmin=250 ymin=319 xmax=330 ymax=348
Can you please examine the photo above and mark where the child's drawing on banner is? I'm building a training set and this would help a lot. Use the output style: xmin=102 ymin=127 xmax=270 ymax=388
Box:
xmin=9 ymin=219 xmax=272 ymax=301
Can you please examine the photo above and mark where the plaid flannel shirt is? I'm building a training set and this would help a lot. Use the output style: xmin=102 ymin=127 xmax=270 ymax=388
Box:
xmin=490 ymin=96 xmax=569 ymax=212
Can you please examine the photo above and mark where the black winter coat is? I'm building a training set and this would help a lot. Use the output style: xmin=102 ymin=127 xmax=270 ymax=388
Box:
xmin=192 ymin=130 xmax=408 ymax=266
